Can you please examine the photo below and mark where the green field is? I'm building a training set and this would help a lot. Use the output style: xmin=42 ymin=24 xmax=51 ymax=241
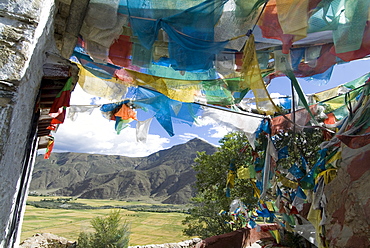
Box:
xmin=21 ymin=196 xmax=194 ymax=246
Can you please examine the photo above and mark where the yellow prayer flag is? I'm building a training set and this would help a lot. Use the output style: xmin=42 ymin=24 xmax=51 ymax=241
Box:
xmin=316 ymin=168 xmax=337 ymax=185
xmin=276 ymin=0 xmax=308 ymax=41
xmin=126 ymin=69 xmax=201 ymax=102
xmin=277 ymin=174 xmax=299 ymax=189
xmin=237 ymin=167 xmax=250 ymax=179
xmin=77 ymin=64 xmax=129 ymax=101
xmin=307 ymin=206 xmax=325 ymax=247
xmin=327 ymin=151 xmax=341 ymax=164
xmin=270 ymin=229 xmax=281 ymax=244
xmin=313 ymin=86 xmax=343 ymax=102
xmin=241 ymin=35 xmax=278 ymax=115
xmin=251 ymin=180 xmax=261 ymax=198
xmin=226 ymin=170 xmax=236 ymax=188
xmin=265 ymin=201 xmax=275 ymax=212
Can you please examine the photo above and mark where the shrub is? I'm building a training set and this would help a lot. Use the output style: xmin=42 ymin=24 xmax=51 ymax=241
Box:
xmin=77 ymin=210 xmax=130 ymax=248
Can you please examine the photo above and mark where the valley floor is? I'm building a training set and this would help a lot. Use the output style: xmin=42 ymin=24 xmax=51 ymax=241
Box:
xmin=22 ymin=196 xmax=191 ymax=246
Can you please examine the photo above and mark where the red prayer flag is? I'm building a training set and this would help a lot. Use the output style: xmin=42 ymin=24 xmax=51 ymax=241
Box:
xmin=44 ymin=137 xmax=54 ymax=159
xmin=49 ymin=77 xmax=73 ymax=114
xmin=109 ymin=35 xmax=132 ymax=67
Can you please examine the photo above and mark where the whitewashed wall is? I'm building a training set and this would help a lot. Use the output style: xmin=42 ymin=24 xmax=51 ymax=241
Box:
xmin=0 ymin=0 xmax=55 ymax=247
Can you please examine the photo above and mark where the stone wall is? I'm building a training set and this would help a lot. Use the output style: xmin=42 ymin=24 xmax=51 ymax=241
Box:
xmin=0 ymin=0 xmax=56 ymax=247
xmin=324 ymin=143 xmax=370 ymax=248
xmin=20 ymin=233 xmax=201 ymax=248
xmin=20 ymin=233 xmax=77 ymax=248
xmin=128 ymin=238 xmax=202 ymax=248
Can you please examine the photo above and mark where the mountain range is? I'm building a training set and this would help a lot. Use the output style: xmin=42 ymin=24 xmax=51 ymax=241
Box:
xmin=30 ymin=138 xmax=217 ymax=204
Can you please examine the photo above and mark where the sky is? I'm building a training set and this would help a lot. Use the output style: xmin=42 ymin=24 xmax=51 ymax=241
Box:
xmin=40 ymin=58 xmax=370 ymax=158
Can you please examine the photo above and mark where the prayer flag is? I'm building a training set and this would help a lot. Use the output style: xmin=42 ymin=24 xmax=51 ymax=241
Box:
xmin=136 ymin=118 xmax=153 ymax=143
xmin=44 ymin=137 xmax=54 ymax=159
xmin=241 ymin=35 xmax=278 ymax=115
xmin=49 ymin=77 xmax=73 ymax=114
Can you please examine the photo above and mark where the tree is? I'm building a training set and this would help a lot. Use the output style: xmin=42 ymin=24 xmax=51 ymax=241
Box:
xmin=182 ymin=132 xmax=258 ymax=239
xmin=273 ymin=128 xmax=325 ymax=171
xmin=77 ymin=210 xmax=130 ymax=248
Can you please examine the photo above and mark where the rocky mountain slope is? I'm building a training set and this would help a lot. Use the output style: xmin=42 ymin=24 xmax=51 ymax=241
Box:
xmin=31 ymin=138 xmax=217 ymax=204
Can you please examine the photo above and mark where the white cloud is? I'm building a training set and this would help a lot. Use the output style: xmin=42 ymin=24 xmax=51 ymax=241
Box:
xmin=207 ymin=125 xmax=231 ymax=138
xmin=194 ymin=115 xmax=218 ymax=127
xmin=178 ymin=133 xmax=200 ymax=142
xmin=52 ymin=109 xmax=170 ymax=157
xmin=270 ymin=92 xmax=287 ymax=98
xmin=194 ymin=115 xmax=231 ymax=138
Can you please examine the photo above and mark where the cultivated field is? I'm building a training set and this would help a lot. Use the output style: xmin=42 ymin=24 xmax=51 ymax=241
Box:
xmin=21 ymin=196 xmax=194 ymax=246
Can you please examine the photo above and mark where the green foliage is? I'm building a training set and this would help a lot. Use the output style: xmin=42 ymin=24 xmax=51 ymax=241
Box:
xmin=273 ymin=128 xmax=324 ymax=171
xmin=182 ymin=132 xmax=258 ymax=239
xmin=27 ymin=200 xmax=92 ymax=209
xmin=27 ymin=199 xmax=187 ymax=213
xmin=118 ymin=204 xmax=188 ymax=213
xmin=77 ymin=210 xmax=130 ymax=248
